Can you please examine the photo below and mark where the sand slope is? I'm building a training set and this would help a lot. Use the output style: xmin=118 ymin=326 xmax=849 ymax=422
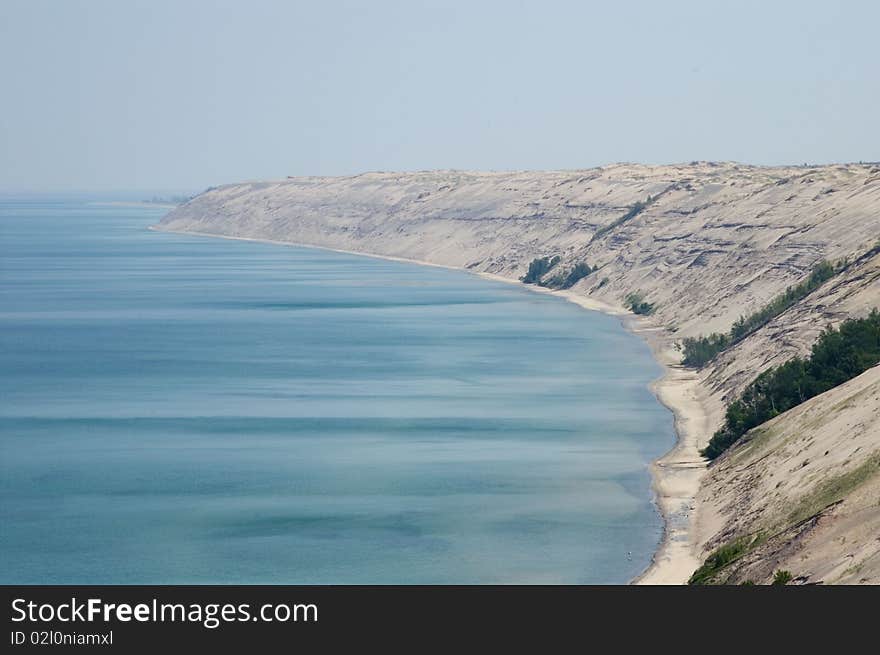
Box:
xmin=697 ymin=364 xmax=880 ymax=584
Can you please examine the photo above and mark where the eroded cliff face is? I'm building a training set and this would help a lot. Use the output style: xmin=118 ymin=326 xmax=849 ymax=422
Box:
xmin=158 ymin=162 xmax=880 ymax=583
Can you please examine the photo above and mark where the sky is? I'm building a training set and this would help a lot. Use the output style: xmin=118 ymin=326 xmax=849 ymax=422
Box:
xmin=1 ymin=0 xmax=878 ymax=193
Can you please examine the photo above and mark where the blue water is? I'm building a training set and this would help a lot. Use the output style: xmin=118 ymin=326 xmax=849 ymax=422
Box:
xmin=0 ymin=197 xmax=674 ymax=584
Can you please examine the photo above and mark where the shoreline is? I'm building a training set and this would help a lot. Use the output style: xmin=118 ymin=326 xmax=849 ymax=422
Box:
xmin=150 ymin=225 xmax=710 ymax=584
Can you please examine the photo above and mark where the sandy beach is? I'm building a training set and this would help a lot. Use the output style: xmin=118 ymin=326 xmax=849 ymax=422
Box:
xmin=152 ymin=225 xmax=712 ymax=584
xmin=630 ymin=335 xmax=710 ymax=584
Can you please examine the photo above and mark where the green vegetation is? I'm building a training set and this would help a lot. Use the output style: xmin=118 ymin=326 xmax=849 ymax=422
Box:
xmin=680 ymin=332 xmax=730 ymax=368
xmin=590 ymin=195 xmax=655 ymax=243
xmin=521 ymin=256 xmax=561 ymax=284
xmin=681 ymin=260 xmax=842 ymax=368
xmin=625 ymin=291 xmax=655 ymax=315
xmin=786 ymin=452 xmax=880 ymax=526
xmin=688 ymin=536 xmax=755 ymax=585
xmin=772 ymin=570 xmax=793 ymax=585
xmin=521 ymin=257 xmax=594 ymax=289
xmin=702 ymin=310 xmax=880 ymax=460
xmin=729 ymin=260 xmax=840 ymax=342
xmin=544 ymin=262 xmax=594 ymax=289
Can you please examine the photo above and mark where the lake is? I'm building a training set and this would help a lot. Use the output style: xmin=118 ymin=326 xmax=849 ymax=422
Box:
xmin=0 ymin=197 xmax=673 ymax=583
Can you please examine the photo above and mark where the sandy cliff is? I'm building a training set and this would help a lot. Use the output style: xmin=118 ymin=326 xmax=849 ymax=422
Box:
xmin=157 ymin=162 xmax=880 ymax=584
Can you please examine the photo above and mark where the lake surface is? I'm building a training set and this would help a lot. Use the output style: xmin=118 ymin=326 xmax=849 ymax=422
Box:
xmin=0 ymin=197 xmax=674 ymax=583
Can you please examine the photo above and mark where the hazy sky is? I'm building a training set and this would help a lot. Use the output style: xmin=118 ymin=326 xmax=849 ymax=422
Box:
xmin=1 ymin=0 xmax=877 ymax=192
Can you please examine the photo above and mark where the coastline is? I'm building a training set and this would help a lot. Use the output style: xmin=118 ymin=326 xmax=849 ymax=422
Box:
xmin=150 ymin=225 xmax=710 ymax=584
xmin=629 ymin=328 xmax=709 ymax=584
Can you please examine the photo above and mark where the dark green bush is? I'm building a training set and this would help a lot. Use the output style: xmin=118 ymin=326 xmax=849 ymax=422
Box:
xmin=543 ymin=262 xmax=593 ymax=289
xmin=625 ymin=291 xmax=655 ymax=315
xmin=591 ymin=196 xmax=654 ymax=243
xmin=730 ymin=261 xmax=839 ymax=342
xmin=772 ymin=570 xmax=793 ymax=585
xmin=681 ymin=260 xmax=842 ymax=368
xmin=688 ymin=537 xmax=752 ymax=585
xmin=702 ymin=309 xmax=880 ymax=459
xmin=520 ymin=256 xmax=561 ymax=284
xmin=681 ymin=333 xmax=730 ymax=367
